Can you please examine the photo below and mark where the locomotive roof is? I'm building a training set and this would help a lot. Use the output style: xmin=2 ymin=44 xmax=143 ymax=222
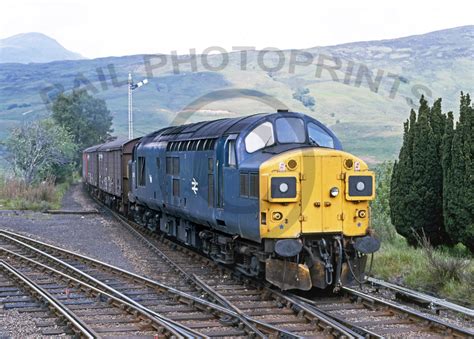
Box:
xmin=144 ymin=112 xmax=309 ymax=142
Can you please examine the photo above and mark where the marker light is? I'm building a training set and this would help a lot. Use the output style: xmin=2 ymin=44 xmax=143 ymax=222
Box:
xmin=356 ymin=182 xmax=365 ymax=191
xmin=279 ymin=183 xmax=289 ymax=193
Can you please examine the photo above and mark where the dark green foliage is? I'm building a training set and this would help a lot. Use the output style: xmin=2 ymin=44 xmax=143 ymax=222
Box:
xmin=3 ymin=119 xmax=77 ymax=184
xmin=391 ymin=93 xmax=473 ymax=250
xmin=52 ymin=90 xmax=113 ymax=161
xmin=442 ymin=111 xmax=455 ymax=240
xmin=411 ymin=97 xmax=447 ymax=245
xmin=390 ymin=109 xmax=417 ymax=244
xmin=372 ymin=162 xmax=397 ymax=242
xmin=443 ymin=93 xmax=474 ymax=251
xmin=390 ymin=96 xmax=449 ymax=246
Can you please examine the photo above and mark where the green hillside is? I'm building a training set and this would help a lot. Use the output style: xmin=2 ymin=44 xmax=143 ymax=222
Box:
xmin=1 ymin=26 xmax=473 ymax=165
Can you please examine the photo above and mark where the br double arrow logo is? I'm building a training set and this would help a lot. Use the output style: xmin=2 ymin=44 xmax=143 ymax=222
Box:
xmin=191 ymin=178 xmax=199 ymax=195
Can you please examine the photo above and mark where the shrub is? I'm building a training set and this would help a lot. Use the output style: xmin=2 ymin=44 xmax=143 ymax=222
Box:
xmin=371 ymin=162 xmax=398 ymax=242
xmin=373 ymin=232 xmax=473 ymax=304
xmin=0 ymin=175 xmax=66 ymax=211
xmin=415 ymin=231 xmax=470 ymax=287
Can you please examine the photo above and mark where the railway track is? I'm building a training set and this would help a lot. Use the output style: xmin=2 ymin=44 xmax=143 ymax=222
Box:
xmin=0 ymin=229 xmax=285 ymax=338
xmin=294 ymin=287 xmax=473 ymax=338
xmin=0 ymin=228 xmax=358 ymax=338
xmin=365 ymin=277 xmax=474 ymax=319
xmin=98 ymin=201 xmax=474 ymax=339
xmin=0 ymin=245 xmax=184 ymax=337
xmin=108 ymin=206 xmax=368 ymax=338
xmin=0 ymin=260 xmax=96 ymax=337
xmin=3 ymin=195 xmax=472 ymax=338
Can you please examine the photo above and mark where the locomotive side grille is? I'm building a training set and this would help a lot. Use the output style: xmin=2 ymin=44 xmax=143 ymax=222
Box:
xmin=172 ymin=178 xmax=180 ymax=197
xmin=208 ymin=174 xmax=214 ymax=207
xmin=166 ymin=157 xmax=172 ymax=175
xmin=240 ymin=173 xmax=249 ymax=197
xmin=249 ymin=173 xmax=259 ymax=198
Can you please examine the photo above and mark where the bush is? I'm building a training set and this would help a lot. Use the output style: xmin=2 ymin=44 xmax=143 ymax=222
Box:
xmin=0 ymin=175 xmax=67 ymax=211
xmin=372 ymin=233 xmax=474 ymax=304
xmin=293 ymin=87 xmax=316 ymax=110
xmin=371 ymin=162 xmax=398 ymax=242
xmin=415 ymin=231 xmax=470 ymax=288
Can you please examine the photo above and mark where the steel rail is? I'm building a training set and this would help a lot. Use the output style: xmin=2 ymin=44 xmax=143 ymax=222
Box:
xmin=109 ymin=208 xmax=301 ymax=339
xmin=0 ymin=260 xmax=98 ymax=339
xmin=0 ymin=249 xmax=184 ymax=338
xmin=367 ymin=277 xmax=474 ymax=318
xmin=0 ymin=229 xmax=275 ymax=338
xmin=107 ymin=205 xmax=361 ymax=338
xmin=0 ymin=232 xmax=202 ymax=338
xmin=291 ymin=294 xmax=382 ymax=339
xmin=343 ymin=286 xmax=474 ymax=338
xmin=266 ymin=287 xmax=364 ymax=339
xmin=111 ymin=215 xmax=361 ymax=338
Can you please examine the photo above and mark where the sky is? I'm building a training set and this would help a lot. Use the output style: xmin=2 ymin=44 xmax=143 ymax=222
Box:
xmin=0 ymin=0 xmax=473 ymax=59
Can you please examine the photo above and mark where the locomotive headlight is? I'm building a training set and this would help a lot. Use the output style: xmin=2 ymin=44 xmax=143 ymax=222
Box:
xmin=346 ymin=174 xmax=375 ymax=200
xmin=356 ymin=181 xmax=365 ymax=191
xmin=329 ymin=187 xmax=339 ymax=197
xmin=270 ymin=176 xmax=297 ymax=201
xmin=279 ymin=183 xmax=289 ymax=193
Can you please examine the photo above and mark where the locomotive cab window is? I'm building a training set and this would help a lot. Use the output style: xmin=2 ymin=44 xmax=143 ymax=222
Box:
xmin=276 ymin=117 xmax=305 ymax=143
xmin=137 ymin=156 xmax=146 ymax=186
xmin=308 ymin=122 xmax=334 ymax=148
xmin=226 ymin=139 xmax=237 ymax=167
xmin=245 ymin=122 xmax=275 ymax=153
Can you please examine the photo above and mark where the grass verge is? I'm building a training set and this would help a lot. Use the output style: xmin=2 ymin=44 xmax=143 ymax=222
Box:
xmin=0 ymin=176 xmax=71 ymax=211
xmin=372 ymin=235 xmax=474 ymax=305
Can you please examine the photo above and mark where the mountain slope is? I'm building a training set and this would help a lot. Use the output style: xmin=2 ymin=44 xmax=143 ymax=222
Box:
xmin=0 ymin=32 xmax=84 ymax=64
xmin=0 ymin=26 xmax=472 ymax=164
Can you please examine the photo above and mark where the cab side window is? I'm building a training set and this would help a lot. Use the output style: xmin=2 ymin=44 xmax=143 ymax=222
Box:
xmin=227 ymin=140 xmax=236 ymax=167
xmin=137 ymin=156 xmax=146 ymax=186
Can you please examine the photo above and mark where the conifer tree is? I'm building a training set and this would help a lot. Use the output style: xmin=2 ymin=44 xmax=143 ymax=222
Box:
xmin=441 ymin=111 xmax=454 ymax=232
xmin=411 ymin=97 xmax=448 ymax=245
xmin=444 ymin=93 xmax=474 ymax=251
xmin=390 ymin=96 xmax=449 ymax=246
xmin=390 ymin=109 xmax=416 ymax=242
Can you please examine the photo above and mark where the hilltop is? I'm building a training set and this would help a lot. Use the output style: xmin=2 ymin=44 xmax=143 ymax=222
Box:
xmin=0 ymin=32 xmax=84 ymax=64
xmin=0 ymin=26 xmax=472 ymax=164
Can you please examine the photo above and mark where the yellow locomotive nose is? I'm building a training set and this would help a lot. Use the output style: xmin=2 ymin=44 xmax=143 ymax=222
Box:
xmin=259 ymin=148 xmax=375 ymax=239
xmin=260 ymin=148 xmax=376 ymax=291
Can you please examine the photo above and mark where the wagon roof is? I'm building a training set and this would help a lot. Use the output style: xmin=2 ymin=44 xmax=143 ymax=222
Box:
xmin=83 ymin=138 xmax=139 ymax=153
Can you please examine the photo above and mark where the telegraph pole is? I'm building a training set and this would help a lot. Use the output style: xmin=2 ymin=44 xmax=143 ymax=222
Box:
xmin=128 ymin=73 xmax=133 ymax=139
xmin=128 ymin=73 xmax=149 ymax=140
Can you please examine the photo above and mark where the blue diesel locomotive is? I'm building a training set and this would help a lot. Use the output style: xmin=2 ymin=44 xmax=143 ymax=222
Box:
xmin=83 ymin=111 xmax=379 ymax=291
